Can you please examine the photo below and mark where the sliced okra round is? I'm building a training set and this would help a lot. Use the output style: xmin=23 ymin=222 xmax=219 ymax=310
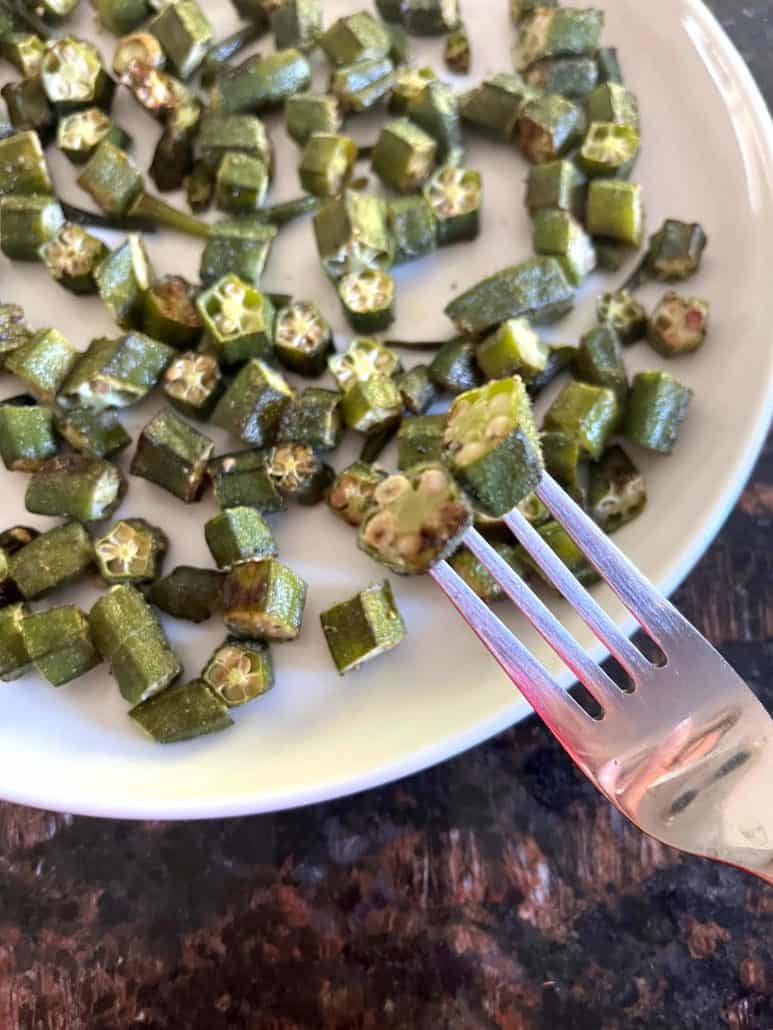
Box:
xmin=142 ymin=275 xmax=202 ymax=348
xmin=407 ymin=80 xmax=463 ymax=165
xmin=388 ymin=65 xmax=437 ymax=116
xmin=199 ymin=217 xmax=277 ymax=288
xmin=326 ymin=461 xmax=387 ymax=527
xmin=328 ymin=337 xmax=401 ymax=394
xmin=596 ymin=289 xmax=647 ymax=345
xmin=223 ymin=559 xmax=308 ymax=642
xmin=515 ymin=7 xmax=604 ymax=70
xmin=321 ymin=581 xmax=406 ymax=675
xmin=112 ymin=32 xmax=166 ymax=79
xmin=526 ymin=56 xmax=599 ymax=99
xmin=163 ymin=351 xmax=223 ymax=421
xmin=0 ymin=130 xmax=53 ymax=198
xmin=424 ymin=165 xmax=481 ymax=245
xmin=21 ymin=604 xmax=101 ymax=688
xmin=26 ymin=454 xmax=127 ymax=523
xmin=0 ymin=527 xmax=40 ymax=556
xmin=274 ymin=301 xmax=333 ymax=377
xmin=579 ymin=121 xmax=640 ymax=178
xmin=388 ymin=195 xmax=437 ymax=266
xmin=40 ymin=222 xmax=109 ymax=294
xmin=525 ymin=521 xmax=599 ymax=589
xmin=57 ymin=108 xmax=129 ymax=165
xmin=460 ymin=73 xmax=536 ymax=141
xmin=1 ymin=77 xmax=56 ymax=144
xmin=541 ymin=430 xmax=585 ymax=504
xmin=449 ymin=543 xmax=523 ymax=604
xmin=41 ymin=37 xmax=113 ymax=112
xmin=532 ymin=207 xmax=597 ymax=286
xmin=271 ymin=0 xmax=323 ymax=53
xmin=586 ymin=82 xmax=639 ymax=130
xmin=149 ymin=98 xmax=201 ymax=193
xmin=56 ymin=407 xmax=132 ymax=460
xmin=330 ymin=56 xmax=396 ymax=113
xmin=0 ymin=303 xmax=32 ymax=359
xmin=0 ymin=603 xmax=30 ymax=682
xmin=265 ymin=442 xmax=333 ymax=505
xmin=94 ymin=235 xmax=155 ymax=331
xmin=588 ymin=445 xmax=647 ymax=534
xmin=372 ymin=118 xmax=437 ymax=193
xmin=341 ymin=375 xmax=403 ymax=435
xmin=196 ymin=275 xmax=275 ymax=366
xmin=202 ymin=638 xmax=274 ymax=707
xmin=647 ymin=290 xmax=709 ymax=358
xmin=210 ymin=49 xmax=312 ymax=115
xmin=9 ymin=521 xmax=94 ymax=602
xmin=320 ymin=11 xmax=391 ymax=66
xmin=313 ymin=190 xmax=394 ymax=281
xmin=402 ymin=0 xmax=459 ymax=35
xmin=646 ymin=219 xmax=708 ymax=282
xmin=278 ymin=388 xmax=343 ymax=452
xmin=94 ymin=517 xmax=168 ymax=585
xmin=338 ymin=268 xmax=396 ymax=334
xmin=525 ymin=159 xmax=587 ymax=217
xmin=122 ymin=61 xmax=189 ymax=118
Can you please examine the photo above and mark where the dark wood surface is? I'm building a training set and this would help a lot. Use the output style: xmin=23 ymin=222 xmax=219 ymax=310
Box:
xmin=1 ymin=4 xmax=772 ymax=1027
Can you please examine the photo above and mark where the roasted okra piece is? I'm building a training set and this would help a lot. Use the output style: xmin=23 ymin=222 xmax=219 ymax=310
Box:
xmin=389 ymin=65 xmax=437 ymax=115
xmin=326 ymin=461 xmax=385 ymax=527
xmin=0 ymin=604 xmax=30 ymax=681
xmin=285 ymin=92 xmax=342 ymax=145
xmin=375 ymin=0 xmax=404 ymax=21
xmin=271 ymin=0 xmax=323 ymax=51
xmin=130 ymin=679 xmax=233 ymax=743
xmin=39 ymin=222 xmax=109 ymax=294
xmin=299 ymin=132 xmax=357 ymax=198
xmin=26 ymin=454 xmax=126 ymax=522
xmin=443 ymin=377 xmax=544 ymax=515
xmin=597 ymin=47 xmax=624 ymax=85
xmin=358 ymin=464 xmax=472 ymax=575
xmin=532 ymin=208 xmax=597 ymax=285
xmin=265 ymin=442 xmax=334 ymax=505
xmin=0 ymin=527 xmax=39 ymax=556
xmin=60 ymin=332 xmax=172 ymax=411
xmin=213 ymin=359 xmax=294 ymax=447
xmin=9 ymin=520 xmax=94 ymax=601
xmin=423 ymin=165 xmax=481 ymax=245
xmin=131 ymin=408 xmax=214 ymax=502
xmin=541 ymin=430 xmax=584 ymax=501
xmin=95 ymin=234 xmax=154 ymax=329
xmin=162 ymin=351 xmax=223 ymax=421
xmin=57 ymin=108 xmax=129 ymax=166
xmin=215 ymin=152 xmax=269 ymax=213
xmin=4 ymin=329 xmax=78 ymax=404
xmin=460 ymin=73 xmax=536 ymax=141
xmin=209 ymin=449 xmax=287 ymax=513
xmin=445 ymin=256 xmax=575 ymax=334
xmin=0 ymin=130 xmax=53 ymax=196
xmin=515 ymin=7 xmax=605 ymax=69
xmin=396 ymin=365 xmax=436 ymax=415
xmin=200 ymin=218 xmax=277 ymax=288
xmin=525 ymin=520 xmax=599 ymax=588
xmin=0 ymin=396 xmax=58 ymax=471
xmin=330 ymin=56 xmax=395 ymax=112
xmin=224 ymin=558 xmax=308 ymax=641
xmin=397 ymin=413 xmax=445 ymax=468
xmin=579 ymin=121 xmax=639 ymax=178
xmin=407 ymin=81 xmax=463 ymax=165
xmin=623 ymin=371 xmax=692 ymax=454
xmin=516 ymin=93 xmax=583 ymax=164
xmin=525 ymin=159 xmax=587 ymax=217
xmin=388 ymin=195 xmax=437 ymax=264
xmin=202 ymin=637 xmax=274 ymax=707
xmin=449 ymin=543 xmax=523 ymax=603
xmin=195 ymin=112 xmax=272 ymax=174
xmin=277 ymin=387 xmax=342 ymax=451
xmin=314 ymin=190 xmax=393 ymax=280
xmin=21 ymin=605 xmax=101 ymax=687
xmin=56 ymin=407 xmax=131 ymax=460
xmin=147 ymin=0 xmax=212 ymax=79
xmin=575 ymin=325 xmax=628 ymax=403
xmin=321 ymin=11 xmax=391 ymax=65
xmin=1 ymin=78 xmax=55 ymax=142
xmin=445 ymin=24 xmax=470 ymax=74
xmin=586 ymin=82 xmax=639 ymax=129
xmin=92 ymin=0 xmax=151 ymax=35
xmin=647 ymin=290 xmax=709 ymax=358
xmin=149 ymin=99 xmax=201 ymax=192
xmin=141 ymin=276 xmax=201 ymax=349
xmin=588 ymin=445 xmax=646 ymax=533
xmin=0 ymin=33 xmax=46 ymax=78
xmin=197 ymin=275 xmax=275 ymax=366
xmin=401 ymin=0 xmax=459 ymax=35
xmin=94 ymin=517 xmax=167 ymax=585
xmin=526 ymin=57 xmax=599 ymax=99
xmin=0 ymin=303 xmax=32 ymax=361
xmin=585 ymin=179 xmax=645 ymax=247
xmin=341 ymin=375 xmax=403 ymax=435
xmin=273 ymin=302 xmax=333 ymax=377
xmin=372 ymin=118 xmax=436 ymax=193
xmin=477 ymin=319 xmax=549 ymax=381
xmin=205 ymin=507 xmax=277 ymax=569
xmin=646 ymin=219 xmax=708 ymax=282
xmin=428 ymin=338 xmax=480 ymax=394
xmin=40 ymin=37 xmax=114 ymax=114
xmin=210 ymin=49 xmax=311 ymax=114
xmin=321 ymin=581 xmax=405 ymax=675
xmin=89 ymin=584 xmax=182 ymax=703
xmin=596 ymin=289 xmax=647 ymax=345
xmin=148 ymin=566 xmax=225 ymax=623
xmin=0 ymin=194 xmax=64 ymax=260
xmin=544 ymin=380 xmax=619 ymax=460
xmin=112 ymin=30 xmax=166 ymax=79
xmin=338 ymin=269 xmax=396 ymax=333
xmin=329 ymin=337 xmax=401 ymax=393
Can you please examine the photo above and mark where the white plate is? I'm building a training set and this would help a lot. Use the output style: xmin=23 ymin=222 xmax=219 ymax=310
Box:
xmin=0 ymin=0 xmax=771 ymax=819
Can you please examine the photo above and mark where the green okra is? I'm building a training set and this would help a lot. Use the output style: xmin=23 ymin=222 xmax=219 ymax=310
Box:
xmin=321 ymin=11 xmax=391 ymax=65
xmin=579 ymin=121 xmax=640 ymax=178
xmin=264 ymin=442 xmax=334 ymax=505
xmin=0 ymin=396 xmax=58 ymax=471
xmin=299 ymin=132 xmax=357 ymax=198
xmin=339 ymin=268 xmax=396 ymax=333
xmin=360 ymin=424 xmax=399 ymax=464
xmin=0 ymin=193 xmax=64 ymax=260
xmin=202 ymin=637 xmax=274 ymax=707
xmin=9 ymin=520 xmax=94 ymax=601
xmin=449 ymin=542 xmax=523 ymax=603
xmin=141 ymin=275 xmax=202 ymax=349
xmin=56 ymin=407 xmax=131 ymax=460
xmin=477 ymin=319 xmax=549 ymax=381
xmin=0 ymin=603 xmax=30 ymax=681
xmin=0 ymin=33 xmax=46 ymax=78
xmin=395 ymin=364 xmax=436 ymax=415
xmin=532 ymin=207 xmax=597 ymax=285
xmin=111 ymin=30 xmax=166 ymax=80
xmin=95 ymin=234 xmax=154 ymax=329
xmin=130 ymin=678 xmax=233 ymax=743
xmin=647 ymin=290 xmax=710 ymax=358
xmin=0 ymin=549 xmax=22 ymax=610
xmin=58 ymin=108 xmax=130 ymax=166
xmin=330 ymin=56 xmax=395 ymax=112
xmin=314 ymin=190 xmax=393 ymax=280
xmin=525 ymin=159 xmax=587 ymax=218
xmin=0 ymin=129 xmax=52 ymax=196
xmin=516 ymin=93 xmax=583 ymax=164
xmin=401 ymin=0 xmax=459 ymax=35
xmin=623 ymin=371 xmax=692 ymax=453
xmin=526 ymin=56 xmax=599 ymax=99
xmin=358 ymin=463 xmax=472 ymax=575
xmin=594 ymin=240 xmax=629 ymax=272
xmin=525 ymin=520 xmax=599 ymax=588
xmin=423 ymin=165 xmax=481 ymax=245
xmin=646 ymin=219 xmax=708 ymax=282
xmin=271 ymin=0 xmax=323 ymax=51
xmin=574 ymin=325 xmax=628 ymax=403
xmin=26 ymin=454 xmax=127 ymax=522
xmin=0 ymin=527 xmax=39 ymax=556
xmin=147 ymin=0 xmax=212 ymax=79
xmin=224 ymin=558 xmax=308 ymax=641
xmin=209 ymin=449 xmax=287 ymax=513
xmin=60 ymin=332 xmax=173 ymax=411
xmin=89 ymin=584 xmax=182 ymax=704
xmin=285 ymin=92 xmax=342 ymax=145
xmin=329 ymin=338 xmax=401 ymax=392
xmin=541 ymin=429 xmax=584 ymax=501
xmin=0 ymin=303 xmax=32 ymax=360
xmin=396 ymin=413 xmax=445 ymax=469
xmin=585 ymin=178 xmax=646 ymax=247
xmin=445 ymin=256 xmax=575 ymax=335
xmin=527 ymin=343 xmax=577 ymax=397
xmin=131 ymin=408 xmax=214 ymax=502
xmin=148 ymin=565 xmax=225 ymax=623
xmin=277 ymin=387 xmax=343 ymax=451
xmin=321 ymin=581 xmax=405 ymax=674
xmin=92 ymin=0 xmax=151 ymax=35
xmin=258 ymin=195 xmax=320 ymax=227
xmin=375 ymin=0 xmax=403 ymax=21
xmin=326 ymin=461 xmax=386 ymax=527
xmin=94 ymin=517 xmax=167 ymax=584
xmin=387 ymin=194 xmax=437 ymax=265
xmin=21 ymin=605 xmax=101 ymax=687
xmin=428 ymin=337 xmax=481 ymax=394
xmin=387 ymin=22 xmax=414 ymax=63
xmin=229 ymin=0 xmax=277 ymax=22
xmin=40 ymin=36 xmax=114 ymax=114
xmin=195 ymin=112 xmax=273 ymax=174
xmin=588 ymin=445 xmax=647 ymax=533
xmin=1 ymin=77 xmax=55 ymax=143
xmin=407 ymin=80 xmax=463 ymax=165
xmin=162 ymin=351 xmax=223 ymax=421
xmin=543 ymin=380 xmax=619 ymax=460
xmin=460 ymin=72 xmax=536 ymax=141
xmin=596 ymin=289 xmax=647 ymax=345
xmin=40 ymin=222 xmax=109 ymax=294
xmin=215 ymin=151 xmax=269 ymax=213
xmin=586 ymin=82 xmax=639 ymax=129
xmin=149 ymin=99 xmax=201 ymax=193
xmin=515 ymin=7 xmax=605 ymax=70
xmin=197 ymin=275 xmax=275 ymax=366
xmin=205 ymin=506 xmax=277 ymax=569
xmin=341 ymin=374 xmax=403 ymax=435
xmin=211 ymin=49 xmax=311 ymax=114
xmin=200 ymin=218 xmax=277 ymax=288
xmin=212 ymin=358 xmax=294 ymax=447
xmin=372 ymin=118 xmax=436 ymax=193
xmin=5 ymin=329 xmax=78 ymax=404
xmin=274 ymin=302 xmax=333 ymax=377
xmin=597 ymin=46 xmax=624 ymax=85
xmin=444 ymin=24 xmax=470 ymax=74
xmin=389 ymin=64 xmax=436 ymax=115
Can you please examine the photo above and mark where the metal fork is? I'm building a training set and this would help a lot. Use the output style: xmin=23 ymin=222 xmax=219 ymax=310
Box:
xmin=431 ymin=473 xmax=773 ymax=885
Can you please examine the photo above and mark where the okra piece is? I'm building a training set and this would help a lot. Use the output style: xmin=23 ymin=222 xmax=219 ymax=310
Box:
xmin=326 ymin=461 xmax=386 ymax=527
xmin=9 ymin=519 xmax=94 ymax=600
xmin=205 ymin=506 xmax=277 ymax=569
xmin=460 ymin=72 xmax=536 ymax=141
xmin=647 ymin=290 xmax=709 ymax=358
xmin=0 ymin=303 xmax=32 ymax=360
xmin=515 ymin=8 xmax=605 ymax=69
xmin=594 ymin=241 xmax=629 ymax=273
xmin=201 ymin=22 xmax=265 ymax=86
xmin=527 ymin=57 xmax=599 ymax=99
xmin=148 ymin=565 xmax=224 ymax=623
xmin=21 ymin=605 xmax=100 ymax=687
xmin=445 ymin=25 xmax=470 ymax=74
xmin=389 ymin=64 xmax=436 ymax=115
xmin=224 ymin=558 xmax=307 ymax=641
xmin=339 ymin=268 xmax=396 ymax=333
xmin=141 ymin=275 xmax=201 ymax=349
xmin=423 ymin=165 xmax=481 ymax=245
xmin=285 ymin=92 xmax=342 ymax=145
xmin=273 ymin=301 xmax=333 ymax=377
xmin=210 ymin=49 xmax=311 ymax=114
xmin=396 ymin=413 xmax=445 ymax=468
xmin=78 ymin=140 xmax=143 ymax=226
xmin=313 ymin=190 xmax=393 ymax=280
xmin=265 ymin=442 xmax=334 ymax=505
xmin=215 ymin=151 xmax=269 ymax=213
xmin=372 ymin=118 xmax=436 ymax=193
xmin=94 ymin=517 xmax=167 ymax=585
xmin=131 ymin=408 xmax=214 ymax=502
xmin=623 ymin=371 xmax=692 ymax=454
xmin=0 ymin=527 xmax=39 ymax=556
xmin=526 ymin=341 xmax=592 ymax=398
xmin=588 ymin=445 xmax=646 ymax=534
xmin=56 ymin=407 xmax=131 ymax=460
xmin=89 ymin=584 xmax=182 ymax=703
xmin=586 ymin=82 xmax=639 ymax=129
xmin=147 ymin=0 xmax=212 ymax=79
xmin=0 ymin=548 xmax=22 ymax=615
xmin=197 ymin=275 xmax=275 ymax=366
xmin=574 ymin=325 xmax=628 ymax=403
xmin=516 ymin=93 xmax=583 ymax=164
xmin=0 ymin=395 xmax=58 ymax=471
xmin=525 ymin=520 xmax=599 ymax=588
xmin=0 ymin=129 xmax=52 ymax=195
xmin=258 ymin=195 xmax=320 ymax=227
xmin=209 ymin=449 xmax=286 ymax=513
xmin=340 ymin=374 xmax=403 ymax=435
xmin=579 ymin=121 xmax=639 ymax=179
xmin=360 ymin=423 xmax=399 ymax=464
xmin=329 ymin=337 xmax=401 ymax=393
xmin=212 ymin=358 xmax=293 ymax=447
xmin=428 ymin=337 xmax=480 ymax=394
xmin=0 ymin=194 xmax=64 ymax=260
xmin=541 ymin=430 xmax=584 ymax=501
xmin=39 ymin=222 xmax=108 ymax=294
xmin=321 ymin=11 xmax=391 ymax=66
xmin=444 ymin=377 xmax=543 ymax=515
xmin=596 ymin=289 xmax=647 ymax=345
xmin=403 ymin=0 xmax=459 ymax=35
xmin=646 ymin=219 xmax=708 ymax=282
xmin=0 ymin=604 xmax=30 ymax=681
xmin=202 ymin=637 xmax=274 ymax=707
xmin=544 ymin=380 xmax=619 ymax=460
xmin=40 ymin=37 xmax=114 ymax=114
xmin=149 ymin=99 xmax=200 ymax=192
xmin=532 ymin=207 xmax=597 ymax=285
xmin=299 ymin=132 xmax=357 ymax=198
xmin=277 ymin=387 xmax=343 ymax=451
xmin=477 ymin=319 xmax=549 ymax=381
xmin=57 ymin=108 xmax=129 ymax=166
xmin=200 ymin=217 xmax=277 ymax=288
xmin=386 ymin=197 xmax=434 ymax=266
xmin=445 ymin=256 xmax=575 ymax=334
xmin=321 ymin=581 xmax=405 ymax=675
xmin=449 ymin=543 xmax=523 ymax=604
xmin=0 ymin=33 xmax=46 ymax=78
xmin=396 ymin=364 xmax=436 ymax=415
xmin=95 ymin=234 xmax=154 ymax=329
xmin=597 ymin=47 xmax=624 ymax=85
xmin=271 ymin=0 xmax=322 ymax=51
xmin=5 ymin=328 xmax=78 ymax=404
xmin=407 ymin=80 xmax=463 ymax=165
xmin=358 ymin=463 xmax=472 ymax=575
xmin=112 ymin=31 xmax=165 ymax=79
xmin=131 ymin=679 xmax=233 ymax=743
xmin=375 ymin=0 xmax=403 ymax=21
xmin=121 ymin=62 xmax=191 ymax=120
xmin=229 ymin=0 xmax=277 ymax=21
xmin=60 ymin=332 xmax=173 ymax=411
xmin=526 ymin=158 xmax=587 ymax=216
xmin=1 ymin=77 xmax=55 ymax=142
xmin=162 ymin=351 xmax=223 ymax=421
xmin=26 ymin=454 xmax=126 ymax=522
xmin=92 ymin=0 xmax=150 ymax=35
xmin=330 ymin=56 xmax=395 ymax=112
xmin=585 ymin=179 xmax=645 ymax=247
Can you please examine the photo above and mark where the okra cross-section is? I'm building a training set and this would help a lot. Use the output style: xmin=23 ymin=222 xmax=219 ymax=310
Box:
xmin=516 ymin=93 xmax=583 ymax=164
xmin=443 ymin=377 xmax=544 ymax=516
xmin=330 ymin=56 xmax=395 ymax=113
xmin=148 ymin=566 xmax=225 ymax=623
xmin=40 ymin=223 xmax=109 ymax=295
xmin=407 ymin=80 xmax=463 ymax=165
xmin=321 ymin=581 xmax=405 ymax=675
xmin=285 ymin=92 xmax=342 ymax=145
xmin=428 ymin=338 xmax=481 ymax=395
xmin=274 ymin=302 xmax=333 ymax=377
xmin=0 ymin=396 xmax=58 ymax=471
xmin=588 ymin=445 xmax=647 ymax=534
xmin=526 ymin=56 xmax=599 ymax=99
xmin=41 ymin=37 xmax=113 ymax=113
xmin=277 ymin=388 xmax=343 ymax=451
xmin=5 ymin=328 xmax=78 ymax=404
xmin=77 ymin=141 xmax=144 ymax=217
xmin=389 ymin=65 xmax=437 ymax=115
xmin=543 ymin=380 xmax=620 ymax=460
xmin=197 ymin=275 xmax=275 ymax=366
xmin=329 ymin=337 xmax=401 ymax=393
xmin=339 ymin=269 xmax=396 ymax=334
xmin=388 ymin=195 xmax=437 ymax=265
xmin=396 ymin=365 xmax=436 ymax=415
xmin=163 ymin=352 xmax=223 ymax=421
xmin=224 ymin=559 xmax=308 ymax=642
xmin=60 ymin=332 xmax=174 ymax=411
xmin=94 ymin=518 xmax=168 ymax=585
xmin=58 ymin=108 xmax=130 ymax=166
xmin=26 ymin=454 xmax=127 ymax=523
xmin=525 ymin=159 xmax=587 ymax=217
xmin=314 ymin=190 xmax=393 ymax=281
xmin=646 ymin=219 xmax=708 ymax=282
xmin=9 ymin=521 xmax=94 ymax=601
xmin=205 ymin=507 xmax=277 ymax=569
xmin=579 ymin=122 xmax=640 ymax=178
xmin=265 ymin=442 xmax=333 ymax=505
xmin=272 ymin=0 xmax=323 ymax=53
xmin=623 ymin=371 xmax=692 ymax=454
xmin=341 ymin=375 xmax=403 ymax=436
xmin=424 ymin=166 xmax=481 ymax=245
xmin=326 ymin=461 xmax=386 ymax=527
xmin=209 ymin=450 xmax=287 ymax=514
xmin=596 ymin=289 xmax=647 ymax=345
xmin=202 ymin=638 xmax=274 ymax=707
xmin=647 ymin=290 xmax=709 ymax=358
xmin=130 ymin=679 xmax=233 ymax=744
xmin=212 ymin=359 xmax=294 ymax=448
xmin=142 ymin=275 xmax=202 ymax=349
xmin=21 ymin=605 xmax=101 ymax=687
xmin=131 ymin=408 xmax=214 ymax=502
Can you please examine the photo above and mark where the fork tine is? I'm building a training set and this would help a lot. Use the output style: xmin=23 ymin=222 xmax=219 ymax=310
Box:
xmin=430 ymin=559 xmax=596 ymax=747
xmin=464 ymin=529 xmax=628 ymax=716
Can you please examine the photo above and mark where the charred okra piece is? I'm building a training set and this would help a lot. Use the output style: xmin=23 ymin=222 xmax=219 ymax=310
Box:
xmin=147 ymin=0 xmax=212 ymax=79
xmin=396 ymin=365 xmax=436 ymax=415
xmin=372 ymin=118 xmax=436 ymax=192
xmin=95 ymin=234 xmax=154 ymax=329
xmin=339 ymin=268 xmax=396 ymax=333
xmin=58 ymin=108 xmax=129 ymax=165
xmin=515 ymin=7 xmax=604 ymax=69
xmin=449 ymin=543 xmax=523 ymax=603
xmin=423 ymin=165 xmax=481 ymax=245
xmin=0 ymin=396 xmax=58 ymax=471
xmin=26 ymin=454 xmax=126 ymax=522
xmin=40 ymin=222 xmax=108 ymax=294
xmin=149 ymin=99 xmax=201 ymax=193
xmin=93 ymin=0 xmax=151 ymax=35
xmin=56 ymin=408 xmax=131 ymax=460
xmin=60 ymin=332 xmax=173 ymax=411
xmin=397 ymin=413 xmax=445 ymax=468
xmin=89 ymin=584 xmax=182 ymax=703
xmin=272 ymin=0 xmax=323 ymax=51
xmin=131 ymin=408 xmax=214 ymax=502
xmin=0 ymin=604 xmax=30 ymax=681
xmin=646 ymin=219 xmax=707 ymax=282
xmin=388 ymin=195 xmax=437 ymax=264
xmin=589 ymin=445 xmax=646 ymax=533
xmin=526 ymin=159 xmax=587 ymax=216
xmin=647 ymin=290 xmax=709 ymax=358
xmin=314 ymin=190 xmax=393 ymax=280
xmin=0 ymin=303 xmax=32 ymax=361
xmin=209 ymin=449 xmax=286 ymax=513
xmin=329 ymin=337 xmax=401 ymax=393
xmin=141 ymin=275 xmax=201 ymax=349
xmin=40 ymin=37 xmax=114 ymax=114
xmin=445 ymin=256 xmax=575 ymax=334
xmin=224 ymin=558 xmax=308 ymax=641
xmin=148 ymin=566 xmax=224 ymax=623
xmin=0 ymin=33 xmax=46 ymax=78
xmin=195 ymin=112 xmax=272 ymax=174
xmin=575 ymin=325 xmax=628 ymax=403
xmin=131 ymin=679 xmax=232 ymax=743
xmin=94 ymin=517 xmax=167 ymax=585
xmin=213 ymin=359 xmax=294 ymax=447
xmin=0 ymin=548 xmax=23 ymax=613
xmin=9 ymin=520 xmax=94 ymax=601
xmin=285 ymin=92 xmax=342 ymax=145
xmin=321 ymin=581 xmax=405 ymax=674
xmin=579 ymin=121 xmax=639 ymax=178
xmin=586 ymin=82 xmax=639 ymax=129
xmin=532 ymin=208 xmax=597 ymax=285
xmin=0 ymin=194 xmax=64 ymax=260
xmin=210 ymin=49 xmax=311 ymax=114
xmin=21 ymin=605 xmax=100 ymax=687
xmin=197 ymin=275 xmax=275 ymax=366
xmin=597 ymin=289 xmax=647 ymax=345
xmin=111 ymin=30 xmax=166 ymax=80
xmin=526 ymin=56 xmax=599 ymax=99
xmin=585 ymin=179 xmax=645 ymax=247
xmin=200 ymin=218 xmax=276 ymax=288
xmin=330 ymin=57 xmax=395 ymax=112
xmin=444 ymin=377 xmax=544 ymax=515
xmin=326 ymin=461 xmax=386 ymax=527
xmin=477 ymin=319 xmax=549 ymax=381
xmin=401 ymin=0 xmax=459 ymax=35
xmin=340 ymin=375 xmax=403 ymax=435
xmin=274 ymin=302 xmax=332 ymax=377
xmin=299 ymin=132 xmax=357 ymax=198
xmin=624 ymin=371 xmax=692 ymax=453
xmin=0 ymin=528 xmax=39 ymax=556
xmin=0 ymin=129 xmax=53 ymax=196
xmin=525 ymin=520 xmax=599 ymax=588
xmin=265 ymin=443 xmax=333 ymax=505
xmin=277 ymin=387 xmax=342 ymax=451
xmin=541 ymin=430 xmax=584 ymax=501
xmin=407 ymin=81 xmax=463 ymax=165
xmin=162 ymin=351 xmax=223 ymax=421
xmin=460 ymin=73 xmax=536 ymax=141
xmin=389 ymin=65 xmax=436 ymax=115
xmin=516 ymin=93 xmax=583 ymax=164
xmin=215 ymin=152 xmax=269 ymax=213
xmin=445 ymin=25 xmax=470 ymax=74
xmin=321 ymin=11 xmax=391 ymax=65
xmin=358 ymin=464 xmax=472 ymax=574
xmin=203 ymin=637 xmax=274 ymax=707
xmin=544 ymin=380 xmax=619 ymax=460
xmin=205 ymin=507 xmax=277 ymax=569
xmin=428 ymin=338 xmax=480 ymax=394
xmin=5 ymin=329 xmax=78 ymax=404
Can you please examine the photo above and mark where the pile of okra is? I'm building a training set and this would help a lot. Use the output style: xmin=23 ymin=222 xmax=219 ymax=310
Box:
xmin=0 ymin=0 xmax=710 ymax=743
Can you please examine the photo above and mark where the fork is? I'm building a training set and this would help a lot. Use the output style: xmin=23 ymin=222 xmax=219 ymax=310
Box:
xmin=431 ymin=473 xmax=773 ymax=885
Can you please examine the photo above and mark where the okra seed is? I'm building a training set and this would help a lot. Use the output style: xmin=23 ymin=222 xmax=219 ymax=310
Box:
xmin=486 ymin=416 xmax=512 ymax=442
xmin=363 ymin=512 xmax=398 ymax=549
xmin=417 ymin=468 xmax=447 ymax=496
xmin=374 ymin=475 xmax=411 ymax=506
xmin=397 ymin=533 xmax=423 ymax=559
xmin=457 ymin=441 xmax=487 ymax=465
